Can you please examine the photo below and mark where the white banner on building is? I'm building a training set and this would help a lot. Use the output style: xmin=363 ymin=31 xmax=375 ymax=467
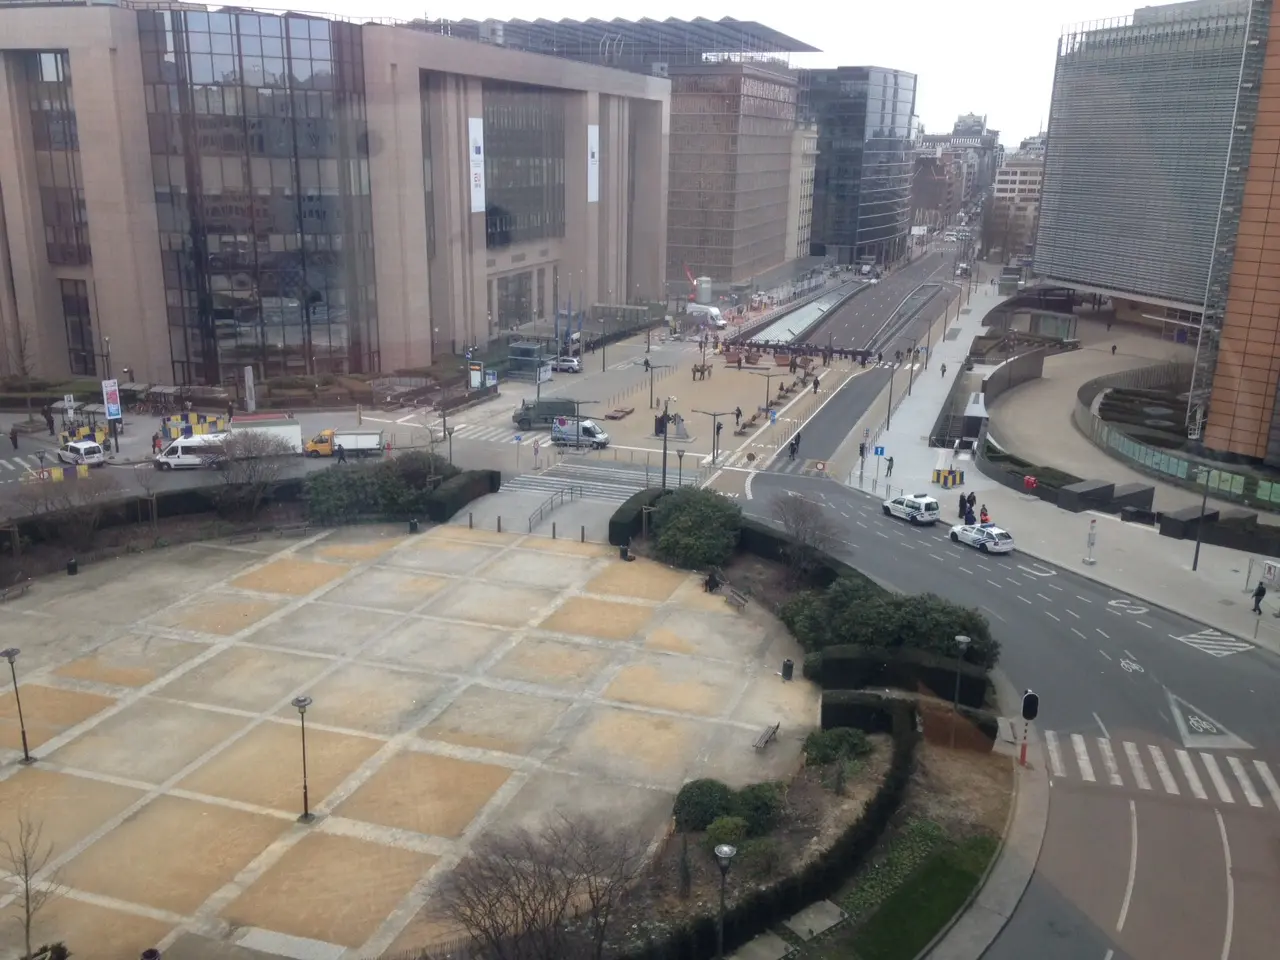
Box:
xmin=468 ymin=117 xmax=486 ymax=213
xmin=587 ymin=124 xmax=600 ymax=204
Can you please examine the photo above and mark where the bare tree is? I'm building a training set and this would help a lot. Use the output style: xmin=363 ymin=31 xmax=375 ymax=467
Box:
xmin=434 ymin=817 xmax=647 ymax=960
xmin=1 ymin=814 xmax=63 ymax=960
xmin=132 ymin=464 xmax=159 ymax=533
xmin=214 ymin=431 xmax=296 ymax=518
xmin=772 ymin=493 xmax=836 ymax=585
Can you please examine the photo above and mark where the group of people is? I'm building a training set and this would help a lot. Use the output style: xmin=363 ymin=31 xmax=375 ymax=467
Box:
xmin=788 ymin=432 xmax=803 ymax=460
xmin=958 ymin=491 xmax=990 ymax=526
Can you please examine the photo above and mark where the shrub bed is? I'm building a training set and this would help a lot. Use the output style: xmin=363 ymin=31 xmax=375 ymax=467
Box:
xmin=304 ymin=452 xmax=459 ymax=524
xmin=817 ymin=645 xmax=992 ymax=709
xmin=652 ymin=487 xmax=742 ymax=568
xmin=425 ymin=470 xmax=501 ymax=522
xmin=608 ymin=487 xmax=672 ymax=545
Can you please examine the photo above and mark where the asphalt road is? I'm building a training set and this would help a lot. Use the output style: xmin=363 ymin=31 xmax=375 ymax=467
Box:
xmin=802 ymin=252 xmax=954 ymax=350
xmin=744 ymin=472 xmax=1280 ymax=960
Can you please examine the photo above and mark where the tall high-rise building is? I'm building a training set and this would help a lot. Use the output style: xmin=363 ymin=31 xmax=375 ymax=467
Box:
xmin=0 ymin=3 xmax=669 ymax=385
xmin=801 ymin=66 xmax=918 ymax=266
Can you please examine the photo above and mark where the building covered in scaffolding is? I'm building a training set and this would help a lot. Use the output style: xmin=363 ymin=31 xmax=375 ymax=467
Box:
xmin=416 ymin=18 xmax=821 ymax=289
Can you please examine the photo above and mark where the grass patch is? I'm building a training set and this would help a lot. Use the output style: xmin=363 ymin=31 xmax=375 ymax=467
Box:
xmin=840 ymin=818 xmax=948 ymax=922
xmin=852 ymin=832 xmax=1000 ymax=960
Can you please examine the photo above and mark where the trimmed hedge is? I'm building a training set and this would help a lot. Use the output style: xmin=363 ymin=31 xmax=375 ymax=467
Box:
xmin=615 ymin=701 xmax=920 ymax=960
xmin=821 ymin=690 xmax=914 ymax=734
xmin=608 ymin=487 xmax=671 ymax=545
xmin=819 ymin=645 xmax=991 ymax=709
xmin=425 ymin=469 xmax=501 ymax=522
xmin=738 ymin=518 xmax=882 ymax=591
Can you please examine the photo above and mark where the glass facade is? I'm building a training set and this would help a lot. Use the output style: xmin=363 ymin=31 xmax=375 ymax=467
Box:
xmin=804 ymin=67 xmax=916 ymax=265
xmin=137 ymin=9 xmax=378 ymax=386
xmin=59 ymin=278 xmax=95 ymax=376
xmin=26 ymin=51 xmax=90 ymax=266
xmin=482 ymin=80 xmax=566 ymax=250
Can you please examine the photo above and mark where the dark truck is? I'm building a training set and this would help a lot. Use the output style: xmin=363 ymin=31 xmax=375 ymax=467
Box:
xmin=512 ymin=398 xmax=579 ymax=431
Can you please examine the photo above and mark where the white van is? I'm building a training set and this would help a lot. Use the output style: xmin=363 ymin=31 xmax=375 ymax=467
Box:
xmin=155 ymin=434 xmax=227 ymax=470
xmin=551 ymin=418 xmax=610 ymax=450
xmin=687 ymin=303 xmax=727 ymax=328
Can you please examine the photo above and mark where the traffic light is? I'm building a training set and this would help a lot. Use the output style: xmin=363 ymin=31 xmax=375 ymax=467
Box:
xmin=859 ymin=442 xmax=867 ymax=460
xmin=1021 ymin=690 xmax=1039 ymax=722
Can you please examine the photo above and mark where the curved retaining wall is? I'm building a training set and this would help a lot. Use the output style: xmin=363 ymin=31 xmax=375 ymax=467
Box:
xmin=981 ymin=349 xmax=1048 ymax=405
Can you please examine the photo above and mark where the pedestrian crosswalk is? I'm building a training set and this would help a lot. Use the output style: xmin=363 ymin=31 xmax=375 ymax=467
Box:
xmin=764 ymin=457 xmax=826 ymax=478
xmin=501 ymin=462 xmax=698 ymax=504
xmin=0 ymin=455 xmax=48 ymax=481
xmin=1043 ymin=730 xmax=1280 ymax=811
xmin=447 ymin=422 xmax=522 ymax=445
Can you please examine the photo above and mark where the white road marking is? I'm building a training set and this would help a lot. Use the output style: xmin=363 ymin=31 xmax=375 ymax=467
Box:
xmin=1072 ymin=628 xmax=1087 ymax=639
xmin=1046 ymin=611 xmax=1061 ymax=621
xmin=1093 ymin=712 xmax=1110 ymax=738
xmin=1097 ymin=629 xmax=1110 ymax=639
xmin=1045 ymin=731 xmax=1065 ymax=777
xmin=1177 ymin=750 xmax=1208 ymax=800
xmin=0 ymin=460 xmax=13 ymax=471
xmin=1200 ymin=754 xmax=1234 ymax=803
xmin=1117 ymin=799 xmax=1137 ymax=932
xmin=1098 ymin=738 xmax=1124 ymax=786
xmin=1047 ymin=583 xmax=1063 ymax=591
xmin=1136 ymin=621 xmax=1152 ymax=629
xmin=986 ymin=579 xmax=1002 ymax=589
xmin=1216 ymin=810 xmax=1234 ymax=960
xmin=856 ymin=521 xmax=868 ymax=529
xmin=929 ymin=553 xmax=945 ymax=561
xmin=1108 ymin=608 xmax=1123 ymax=617
xmin=1099 ymin=649 xmax=1112 ymax=660
xmin=899 ymin=543 xmax=915 ymax=550
xmin=1006 ymin=577 xmax=1022 ymax=586
xmin=1072 ymin=733 xmax=1096 ymax=781
xmin=1227 ymin=756 xmax=1262 ymax=807
xmin=1066 ymin=609 xmax=1080 ymax=619
xmin=1037 ymin=593 xmax=1053 ymax=602
xmin=1124 ymin=742 xmax=1151 ymax=790
xmin=1019 ymin=596 xmax=1032 ymax=604
xmin=877 ymin=531 xmax=890 ymax=539
xmin=1076 ymin=595 xmax=1093 ymax=603
xmin=1253 ymin=761 xmax=1280 ymax=810
xmin=977 ymin=562 xmax=992 ymax=571
xmin=958 ymin=566 xmax=973 ymax=575
xmin=1148 ymin=746 xmax=1179 ymax=795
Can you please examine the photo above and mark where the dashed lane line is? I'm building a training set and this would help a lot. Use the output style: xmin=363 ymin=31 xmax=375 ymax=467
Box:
xmin=1098 ymin=628 xmax=1111 ymax=639
xmin=1046 ymin=611 xmax=1061 ymax=621
xmin=1072 ymin=628 xmax=1087 ymax=639
xmin=1077 ymin=596 xmax=1093 ymax=603
xmin=1037 ymin=593 xmax=1053 ymax=602
xmin=986 ymin=579 xmax=1002 ymax=589
xmin=1006 ymin=577 xmax=1023 ymax=586
xmin=1047 ymin=583 xmax=1063 ymax=591
xmin=1067 ymin=610 xmax=1080 ymax=619
xmin=1019 ymin=596 xmax=1032 ymax=605
xmin=1137 ymin=621 xmax=1152 ymax=629
xmin=958 ymin=566 xmax=973 ymax=575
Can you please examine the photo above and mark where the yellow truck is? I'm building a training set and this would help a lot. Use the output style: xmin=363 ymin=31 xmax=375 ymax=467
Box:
xmin=304 ymin=428 xmax=384 ymax=458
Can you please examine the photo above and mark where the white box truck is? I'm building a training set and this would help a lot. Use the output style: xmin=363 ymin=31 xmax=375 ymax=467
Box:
xmin=304 ymin=428 xmax=384 ymax=458
xmin=227 ymin=416 xmax=303 ymax=454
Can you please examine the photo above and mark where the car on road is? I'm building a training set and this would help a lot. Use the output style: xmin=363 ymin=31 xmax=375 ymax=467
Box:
xmin=949 ymin=521 xmax=1016 ymax=553
xmin=551 ymin=356 xmax=581 ymax=373
xmin=57 ymin=439 xmax=106 ymax=466
xmin=882 ymin=493 xmax=941 ymax=525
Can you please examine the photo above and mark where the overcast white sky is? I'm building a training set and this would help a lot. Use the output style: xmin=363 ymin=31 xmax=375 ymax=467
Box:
xmin=275 ymin=0 xmax=1141 ymax=146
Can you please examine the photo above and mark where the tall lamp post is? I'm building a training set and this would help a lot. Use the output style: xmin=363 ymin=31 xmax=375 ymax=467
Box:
xmin=751 ymin=371 xmax=782 ymax=415
xmin=1 ymin=648 xmax=33 ymax=764
xmin=647 ymin=363 xmax=670 ymax=410
xmin=676 ymin=448 xmax=685 ymax=487
xmin=898 ymin=334 xmax=920 ymax=396
xmin=950 ymin=635 xmax=971 ymax=748
xmin=660 ymin=396 xmax=676 ymax=490
xmin=694 ymin=409 xmax=733 ymax=464
xmin=714 ymin=843 xmax=737 ymax=959
xmin=291 ymin=695 xmax=315 ymax=823
xmin=1192 ymin=465 xmax=1212 ymax=572
xmin=445 ymin=425 xmax=455 ymax=465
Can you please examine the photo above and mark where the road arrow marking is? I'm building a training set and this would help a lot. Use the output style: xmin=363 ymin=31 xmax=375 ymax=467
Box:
xmin=1166 ymin=688 xmax=1253 ymax=751
xmin=1169 ymin=628 xmax=1254 ymax=658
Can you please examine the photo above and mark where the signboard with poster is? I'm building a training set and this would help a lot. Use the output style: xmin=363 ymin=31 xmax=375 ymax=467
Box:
xmin=101 ymin=378 xmax=122 ymax=421
xmin=469 ymin=361 xmax=484 ymax=390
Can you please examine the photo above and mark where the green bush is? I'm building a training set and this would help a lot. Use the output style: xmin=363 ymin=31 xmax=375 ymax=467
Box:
xmin=305 ymin=451 xmax=461 ymax=524
xmin=821 ymin=690 xmax=905 ymax=734
xmin=737 ymin=837 xmax=783 ymax=878
xmin=425 ymin=470 xmax=500 ymax=522
xmin=804 ymin=727 xmax=872 ymax=766
xmin=653 ymin=487 xmax=742 ymax=569
xmin=704 ymin=816 xmax=749 ymax=850
xmin=802 ymin=651 xmax=823 ymax=681
xmin=673 ymin=778 xmax=735 ymax=832
xmin=820 ymin=645 xmax=993 ymax=708
xmin=608 ymin=487 xmax=671 ymax=545
xmin=732 ymin=782 xmax=785 ymax=836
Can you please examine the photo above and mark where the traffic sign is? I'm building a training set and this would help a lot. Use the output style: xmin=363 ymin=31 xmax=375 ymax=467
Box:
xmin=816 ymin=461 xmax=826 ymax=472
xmin=874 ymin=445 xmax=885 ymax=457
xmin=514 ymin=434 xmax=523 ymax=444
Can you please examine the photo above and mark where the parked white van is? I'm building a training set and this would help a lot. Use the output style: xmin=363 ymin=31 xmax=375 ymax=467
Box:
xmin=551 ymin=418 xmax=610 ymax=450
xmin=154 ymin=434 xmax=227 ymax=470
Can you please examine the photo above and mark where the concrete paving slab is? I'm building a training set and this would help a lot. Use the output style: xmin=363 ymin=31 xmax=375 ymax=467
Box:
xmin=488 ymin=636 xmax=615 ymax=691
xmin=604 ymin=657 xmax=741 ymax=718
xmin=584 ymin=559 xmax=687 ymax=601
xmin=247 ymin=601 xmax=404 ymax=655
xmin=363 ymin=619 xmax=510 ymax=674
xmin=550 ymin=705 xmax=710 ymax=788
xmin=420 ymin=685 xmax=568 ymax=755
xmin=335 ymin=749 xmax=512 ymax=838
xmin=157 ymin=645 xmax=332 ymax=713
xmin=0 ymin=767 xmax=145 ymax=858
xmin=384 ymin=536 xmax=501 ymax=575
xmin=486 ymin=768 xmax=675 ymax=840
xmin=537 ymin=596 xmax=655 ymax=641
xmin=8 ymin=894 xmax=173 ymax=960
xmin=61 ymin=794 xmax=286 ymax=915
xmin=49 ymin=698 xmax=252 ymax=783
xmin=643 ymin=607 xmax=769 ymax=661
xmin=282 ymin=662 xmax=452 ymax=736
xmin=422 ymin=525 xmax=519 ymax=547
xmin=230 ymin=558 xmax=346 ymax=597
xmin=221 ymin=832 xmax=435 ymax=949
xmin=785 ymin=900 xmax=846 ymax=940
xmin=150 ymin=593 xmax=285 ymax=636
xmin=513 ymin=536 xmax=614 ymax=558
xmin=0 ymin=683 xmax=116 ymax=750
xmin=299 ymin=526 xmax=406 ymax=564
xmin=53 ymin=633 xmax=207 ymax=688
xmin=148 ymin=932 xmax=286 ymax=960
xmin=430 ymin=580 xmax=559 ymax=626
xmin=382 ymin=906 xmax=467 ymax=958
xmin=474 ymin=549 xmax=601 ymax=588
xmin=728 ymin=930 xmax=794 ymax=960
xmin=178 ymin=720 xmax=381 ymax=812
xmin=320 ymin=567 xmax=449 ymax=612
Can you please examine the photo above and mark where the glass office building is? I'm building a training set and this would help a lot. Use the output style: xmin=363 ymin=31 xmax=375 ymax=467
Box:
xmin=802 ymin=66 xmax=917 ymax=265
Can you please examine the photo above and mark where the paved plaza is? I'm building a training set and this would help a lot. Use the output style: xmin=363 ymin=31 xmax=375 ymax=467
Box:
xmin=0 ymin=524 xmax=815 ymax=960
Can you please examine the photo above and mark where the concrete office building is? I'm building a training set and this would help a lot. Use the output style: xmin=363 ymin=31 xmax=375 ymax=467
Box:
xmin=0 ymin=1 xmax=668 ymax=386
xmin=986 ymin=153 xmax=1043 ymax=260
xmin=786 ymin=120 xmax=818 ymax=262
xmin=802 ymin=66 xmax=918 ymax=266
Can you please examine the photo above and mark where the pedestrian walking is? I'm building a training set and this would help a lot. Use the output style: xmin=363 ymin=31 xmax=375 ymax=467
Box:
xmin=965 ymin=507 xmax=976 ymax=525
xmin=967 ymin=491 xmax=977 ymax=512
xmin=812 ymin=375 xmax=820 ymax=395
xmin=941 ymin=363 xmax=947 ymax=378
xmin=737 ymin=356 xmax=743 ymax=370
xmin=979 ymin=504 xmax=990 ymax=524
xmin=227 ymin=401 xmax=235 ymax=419
xmin=958 ymin=493 xmax=967 ymax=519
xmin=788 ymin=439 xmax=797 ymax=461
xmin=336 ymin=444 xmax=347 ymax=464
xmin=1111 ymin=344 xmax=1117 ymax=356
xmin=734 ymin=406 xmax=742 ymax=426
xmin=8 ymin=426 xmax=17 ymax=451
xmin=152 ymin=432 xmax=162 ymax=454
xmin=885 ymin=455 xmax=894 ymax=477
xmin=1254 ymin=581 xmax=1267 ymax=614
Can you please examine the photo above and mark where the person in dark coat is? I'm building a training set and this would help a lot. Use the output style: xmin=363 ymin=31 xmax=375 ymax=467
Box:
xmin=967 ymin=491 xmax=977 ymax=512
xmin=959 ymin=493 xmax=968 ymax=519
xmin=1253 ymin=581 xmax=1267 ymax=614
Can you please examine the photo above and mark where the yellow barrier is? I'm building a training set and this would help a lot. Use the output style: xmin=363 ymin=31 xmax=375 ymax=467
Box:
xmin=76 ymin=464 xmax=89 ymax=479
xmin=50 ymin=466 xmax=65 ymax=482
xmin=933 ymin=468 xmax=965 ymax=488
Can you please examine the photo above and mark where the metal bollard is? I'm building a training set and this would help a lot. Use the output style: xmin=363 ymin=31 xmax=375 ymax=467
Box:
xmin=581 ymin=525 xmax=585 ymax=542
xmin=497 ymin=516 xmax=502 ymax=533
xmin=552 ymin=522 xmax=557 ymax=539
xmin=469 ymin=512 xmax=473 ymax=529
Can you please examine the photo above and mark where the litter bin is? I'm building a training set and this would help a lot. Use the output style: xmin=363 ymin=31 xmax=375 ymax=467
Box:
xmin=618 ymin=544 xmax=630 ymax=561
xmin=408 ymin=518 xmax=420 ymax=534
xmin=781 ymin=658 xmax=794 ymax=681
xmin=66 ymin=558 xmax=78 ymax=576
xmin=141 ymin=950 xmax=162 ymax=960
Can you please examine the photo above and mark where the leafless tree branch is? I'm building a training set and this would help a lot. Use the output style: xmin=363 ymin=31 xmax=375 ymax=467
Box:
xmin=1 ymin=814 xmax=64 ymax=960
xmin=772 ymin=493 xmax=835 ymax=584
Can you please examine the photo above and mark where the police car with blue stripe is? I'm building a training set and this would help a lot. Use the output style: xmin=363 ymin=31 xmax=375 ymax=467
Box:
xmin=949 ymin=521 xmax=1016 ymax=554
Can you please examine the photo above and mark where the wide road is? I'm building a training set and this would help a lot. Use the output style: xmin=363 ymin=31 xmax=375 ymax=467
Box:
xmin=802 ymin=251 xmax=954 ymax=350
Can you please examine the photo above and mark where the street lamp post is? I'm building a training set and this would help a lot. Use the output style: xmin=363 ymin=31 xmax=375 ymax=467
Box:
xmin=677 ymin=448 xmax=685 ymax=487
xmin=660 ymin=396 xmax=676 ymax=490
xmin=899 ymin=335 xmax=920 ymax=396
xmin=714 ymin=843 xmax=737 ymax=959
xmin=752 ymin=371 xmax=782 ymax=415
xmin=1 ymin=648 xmax=34 ymax=764
xmin=951 ymin=635 xmax=971 ymax=748
xmin=291 ymin=695 xmax=315 ymax=823
xmin=600 ymin=318 xmax=608 ymax=373
xmin=647 ymin=363 xmax=670 ymax=410
xmin=694 ymin=409 xmax=733 ymax=464
xmin=445 ymin=426 xmax=455 ymax=464
xmin=1192 ymin=465 xmax=1212 ymax=572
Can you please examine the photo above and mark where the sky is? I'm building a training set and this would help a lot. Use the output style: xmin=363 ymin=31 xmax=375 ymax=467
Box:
xmin=272 ymin=0 xmax=1141 ymax=146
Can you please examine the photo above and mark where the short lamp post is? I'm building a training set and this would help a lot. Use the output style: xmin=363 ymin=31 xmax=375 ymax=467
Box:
xmin=676 ymin=448 xmax=685 ymax=487
xmin=714 ymin=842 xmax=737 ymax=960
xmin=1192 ymin=465 xmax=1211 ymax=573
xmin=660 ymin=396 xmax=676 ymax=490
xmin=1 ymin=648 xmax=33 ymax=764
xmin=694 ymin=409 xmax=733 ymax=464
xmin=291 ymin=695 xmax=315 ymax=823
xmin=950 ymin=635 xmax=971 ymax=748
xmin=445 ymin=425 xmax=455 ymax=465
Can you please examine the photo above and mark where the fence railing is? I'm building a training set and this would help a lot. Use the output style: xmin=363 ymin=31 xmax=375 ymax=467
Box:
xmin=527 ymin=485 xmax=583 ymax=532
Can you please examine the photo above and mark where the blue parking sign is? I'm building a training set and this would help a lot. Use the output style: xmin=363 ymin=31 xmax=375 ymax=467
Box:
xmin=770 ymin=409 xmax=777 ymax=424
xmin=874 ymin=446 xmax=885 ymax=457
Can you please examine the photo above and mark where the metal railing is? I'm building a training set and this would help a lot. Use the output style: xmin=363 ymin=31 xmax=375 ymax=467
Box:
xmin=527 ymin=485 xmax=584 ymax=532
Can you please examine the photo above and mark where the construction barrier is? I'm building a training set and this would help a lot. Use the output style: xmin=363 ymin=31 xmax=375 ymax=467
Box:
xmin=76 ymin=464 xmax=89 ymax=479
xmin=161 ymin=413 xmax=228 ymax=440
xmin=60 ymin=424 xmax=110 ymax=446
xmin=934 ymin=469 xmax=965 ymax=488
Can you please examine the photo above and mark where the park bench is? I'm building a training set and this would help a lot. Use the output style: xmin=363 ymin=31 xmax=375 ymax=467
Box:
xmin=725 ymin=588 xmax=749 ymax=612
xmin=604 ymin=407 xmax=635 ymax=421
xmin=754 ymin=722 xmax=780 ymax=751
xmin=0 ymin=581 xmax=32 ymax=604
xmin=226 ymin=531 xmax=260 ymax=545
xmin=275 ymin=522 xmax=312 ymax=538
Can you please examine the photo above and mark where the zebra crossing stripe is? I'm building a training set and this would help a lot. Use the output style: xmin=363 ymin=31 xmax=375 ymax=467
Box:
xmin=1072 ymin=734 xmax=1096 ymax=782
xmin=1176 ymin=750 xmax=1208 ymax=800
xmin=1227 ymin=756 xmax=1263 ymax=808
xmin=1098 ymin=738 xmax=1123 ymax=785
xmin=1253 ymin=760 xmax=1280 ymax=810
xmin=1200 ymin=754 xmax=1234 ymax=803
xmin=1045 ymin=731 xmax=1065 ymax=777
xmin=1123 ymin=742 xmax=1151 ymax=790
xmin=1148 ymin=746 xmax=1179 ymax=795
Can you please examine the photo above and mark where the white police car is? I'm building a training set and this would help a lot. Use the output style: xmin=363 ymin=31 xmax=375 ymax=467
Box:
xmin=881 ymin=493 xmax=941 ymax=525
xmin=949 ymin=522 xmax=1016 ymax=554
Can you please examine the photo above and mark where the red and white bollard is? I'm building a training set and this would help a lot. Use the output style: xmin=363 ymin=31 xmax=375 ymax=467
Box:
xmin=1019 ymin=719 xmax=1028 ymax=767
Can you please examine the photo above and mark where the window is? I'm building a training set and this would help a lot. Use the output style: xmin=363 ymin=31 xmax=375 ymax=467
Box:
xmin=60 ymin=279 xmax=96 ymax=376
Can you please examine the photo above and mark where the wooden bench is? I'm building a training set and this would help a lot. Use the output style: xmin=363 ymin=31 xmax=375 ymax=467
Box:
xmin=0 ymin=581 xmax=32 ymax=604
xmin=754 ymin=722 xmax=780 ymax=751
xmin=226 ymin=531 xmax=260 ymax=545
xmin=725 ymin=588 xmax=749 ymax=611
xmin=275 ymin=522 xmax=311 ymax=538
